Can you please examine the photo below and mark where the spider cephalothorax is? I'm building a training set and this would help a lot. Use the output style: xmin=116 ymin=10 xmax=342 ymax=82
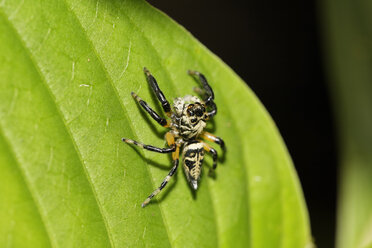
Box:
xmin=172 ymin=96 xmax=208 ymax=140
xmin=122 ymin=68 xmax=225 ymax=207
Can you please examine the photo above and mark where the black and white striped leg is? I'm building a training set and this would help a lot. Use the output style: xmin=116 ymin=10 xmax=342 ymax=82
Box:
xmin=122 ymin=138 xmax=175 ymax=153
xmin=202 ymin=142 xmax=218 ymax=176
xmin=143 ymin=67 xmax=172 ymax=117
xmin=142 ymin=146 xmax=180 ymax=207
xmin=210 ymin=148 xmax=218 ymax=171
xmin=188 ymin=70 xmax=217 ymax=117
xmin=131 ymin=92 xmax=170 ymax=127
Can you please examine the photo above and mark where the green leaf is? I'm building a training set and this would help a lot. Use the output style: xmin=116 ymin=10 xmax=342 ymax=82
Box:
xmin=321 ymin=1 xmax=372 ymax=248
xmin=0 ymin=0 xmax=311 ymax=247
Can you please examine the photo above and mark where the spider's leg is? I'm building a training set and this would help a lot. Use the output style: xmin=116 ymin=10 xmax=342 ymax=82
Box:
xmin=122 ymin=137 xmax=175 ymax=153
xmin=131 ymin=92 xmax=170 ymax=127
xmin=202 ymin=142 xmax=218 ymax=175
xmin=143 ymin=67 xmax=172 ymax=117
xmin=188 ymin=70 xmax=217 ymax=118
xmin=142 ymin=141 xmax=180 ymax=207
xmin=192 ymin=86 xmax=205 ymax=95
xmin=200 ymin=131 xmax=225 ymax=150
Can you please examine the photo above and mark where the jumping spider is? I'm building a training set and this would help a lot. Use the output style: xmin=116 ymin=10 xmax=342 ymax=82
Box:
xmin=122 ymin=67 xmax=225 ymax=207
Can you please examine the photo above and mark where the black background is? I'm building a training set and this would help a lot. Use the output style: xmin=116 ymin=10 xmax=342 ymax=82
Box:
xmin=147 ymin=0 xmax=337 ymax=247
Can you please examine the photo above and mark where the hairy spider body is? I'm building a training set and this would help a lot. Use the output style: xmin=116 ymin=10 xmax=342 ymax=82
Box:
xmin=172 ymin=96 xmax=207 ymax=140
xmin=182 ymin=141 xmax=205 ymax=190
xmin=122 ymin=68 xmax=224 ymax=207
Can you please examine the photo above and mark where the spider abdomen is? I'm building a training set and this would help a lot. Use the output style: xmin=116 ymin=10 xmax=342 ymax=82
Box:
xmin=182 ymin=141 xmax=205 ymax=190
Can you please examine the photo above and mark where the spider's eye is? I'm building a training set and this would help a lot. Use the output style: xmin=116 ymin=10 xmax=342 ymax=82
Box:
xmin=191 ymin=118 xmax=197 ymax=123
xmin=187 ymin=105 xmax=195 ymax=116
xmin=187 ymin=109 xmax=194 ymax=116
xmin=195 ymin=108 xmax=203 ymax=117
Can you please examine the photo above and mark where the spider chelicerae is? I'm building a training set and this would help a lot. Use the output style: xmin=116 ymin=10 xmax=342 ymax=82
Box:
xmin=122 ymin=67 xmax=225 ymax=207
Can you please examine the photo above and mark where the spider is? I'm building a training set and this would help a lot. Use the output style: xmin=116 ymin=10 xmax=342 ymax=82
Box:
xmin=122 ymin=67 xmax=225 ymax=207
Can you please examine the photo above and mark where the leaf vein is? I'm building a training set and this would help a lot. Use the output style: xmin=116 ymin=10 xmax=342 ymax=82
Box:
xmin=0 ymin=125 xmax=55 ymax=248
xmin=61 ymin=1 xmax=175 ymax=247
xmin=0 ymin=8 xmax=114 ymax=248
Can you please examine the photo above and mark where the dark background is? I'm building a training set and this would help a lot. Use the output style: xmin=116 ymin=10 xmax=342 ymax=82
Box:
xmin=147 ymin=0 xmax=337 ymax=247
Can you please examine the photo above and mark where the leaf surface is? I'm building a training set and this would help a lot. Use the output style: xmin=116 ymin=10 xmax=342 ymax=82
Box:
xmin=0 ymin=0 xmax=311 ymax=247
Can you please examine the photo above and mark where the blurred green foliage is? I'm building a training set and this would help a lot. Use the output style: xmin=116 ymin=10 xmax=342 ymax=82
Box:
xmin=322 ymin=1 xmax=372 ymax=247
